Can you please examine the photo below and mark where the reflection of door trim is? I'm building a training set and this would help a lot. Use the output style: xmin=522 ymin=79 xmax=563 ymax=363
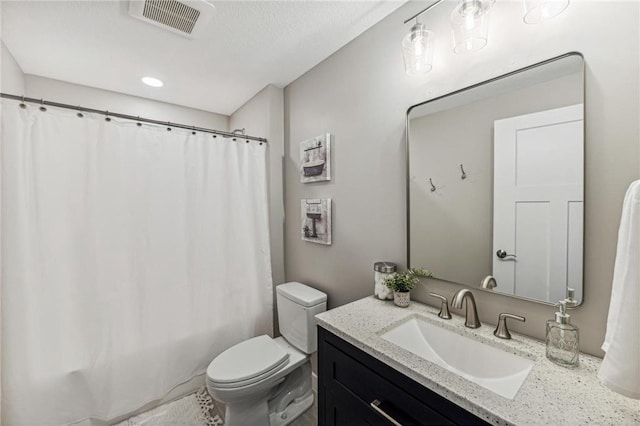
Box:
xmin=492 ymin=104 xmax=584 ymax=304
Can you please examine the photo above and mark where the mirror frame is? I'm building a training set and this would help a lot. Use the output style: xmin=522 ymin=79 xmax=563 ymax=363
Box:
xmin=405 ymin=52 xmax=585 ymax=307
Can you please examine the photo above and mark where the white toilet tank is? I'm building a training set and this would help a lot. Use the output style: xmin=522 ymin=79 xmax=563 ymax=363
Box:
xmin=276 ymin=282 xmax=327 ymax=354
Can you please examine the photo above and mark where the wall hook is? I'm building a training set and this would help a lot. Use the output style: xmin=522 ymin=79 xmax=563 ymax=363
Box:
xmin=429 ymin=178 xmax=436 ymax=192
xmin=460 ymin=164 xmax=467 ymax=180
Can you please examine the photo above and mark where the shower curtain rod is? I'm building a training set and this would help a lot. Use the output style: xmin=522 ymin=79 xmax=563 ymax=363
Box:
xmin=0 ymin=93 xmax=268 ymax=143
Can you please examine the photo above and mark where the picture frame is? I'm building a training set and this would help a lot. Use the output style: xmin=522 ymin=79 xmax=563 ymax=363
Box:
xmin=300 ymin=133 xmax=331 ymax=183
xmin=301 ymin=198 xmax=332 ymax=245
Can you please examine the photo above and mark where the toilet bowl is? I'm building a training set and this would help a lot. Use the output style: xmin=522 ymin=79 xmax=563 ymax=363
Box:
xmin=206 ymin=282 xmax=327 ymax=426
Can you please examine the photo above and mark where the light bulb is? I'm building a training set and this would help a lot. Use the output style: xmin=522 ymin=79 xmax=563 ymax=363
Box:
xmin=465 ymin=13 xmax=476 ymax=31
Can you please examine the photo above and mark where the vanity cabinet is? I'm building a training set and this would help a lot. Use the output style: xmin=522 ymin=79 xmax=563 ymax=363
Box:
xmin=318 ymin=327 xmax=489 ymax=426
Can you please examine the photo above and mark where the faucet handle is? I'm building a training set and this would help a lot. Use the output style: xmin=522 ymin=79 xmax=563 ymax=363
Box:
xmin=429 ymin=292 xmax=452 ymax=319
xmin=493 ymin=313 xmax=525 ymax=340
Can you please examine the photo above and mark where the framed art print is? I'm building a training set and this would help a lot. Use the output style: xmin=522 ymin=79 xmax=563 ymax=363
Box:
xmin=301 ymin=198 xmax=332 ymax=245
xmin=300 ymin=134 xmax=331 ymax=183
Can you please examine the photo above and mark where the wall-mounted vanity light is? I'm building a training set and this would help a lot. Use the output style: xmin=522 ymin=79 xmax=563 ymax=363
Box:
xmin=450 ymin=0 xmax=495 ymax=54
xmin=402 ymin=0 xmax=570 ymax=75
xmin=402 ymin=20 xmax=435 ymax=75
xmin=401 ymin=1 xmax=442 ymax=75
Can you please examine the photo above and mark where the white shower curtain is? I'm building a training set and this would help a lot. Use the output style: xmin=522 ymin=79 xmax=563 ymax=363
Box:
xmin=1 ymin=101 xmax=273 ymax=425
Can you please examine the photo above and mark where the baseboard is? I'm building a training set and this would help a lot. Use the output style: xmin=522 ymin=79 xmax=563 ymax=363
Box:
xmin=312 ymin=372 xmax=318 ymax=393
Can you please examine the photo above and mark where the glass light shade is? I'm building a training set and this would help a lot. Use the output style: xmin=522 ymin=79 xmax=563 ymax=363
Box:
xmin=402 ymin=23 xmax=435 ymax=75
xmin=450 ymin=0 xmax=494 ymax=54
xmin=522 ymin=0 xmax=570 ymax=24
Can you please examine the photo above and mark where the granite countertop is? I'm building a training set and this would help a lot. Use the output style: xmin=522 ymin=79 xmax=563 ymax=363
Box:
xmin=315 ymin=296 xmax=639 ymax=426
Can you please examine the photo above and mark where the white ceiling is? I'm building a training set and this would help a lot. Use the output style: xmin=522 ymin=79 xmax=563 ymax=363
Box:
xmin=1 ymin=0 xmax=407 ymax=115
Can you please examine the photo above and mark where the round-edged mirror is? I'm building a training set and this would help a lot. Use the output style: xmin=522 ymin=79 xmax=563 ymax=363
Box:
xmin=407 ymin=52 xmax=585 ymax=306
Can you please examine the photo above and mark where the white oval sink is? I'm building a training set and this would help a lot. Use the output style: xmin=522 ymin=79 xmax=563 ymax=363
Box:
xmin=380 ymin=316 xmax=534 ymax=399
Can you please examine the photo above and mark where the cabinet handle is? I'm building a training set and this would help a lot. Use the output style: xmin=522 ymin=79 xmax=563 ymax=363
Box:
xmin=370 ymin=399 xmax=403 ymax=426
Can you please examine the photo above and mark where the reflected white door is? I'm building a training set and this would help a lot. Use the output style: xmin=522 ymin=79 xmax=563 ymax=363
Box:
xmin=493 ymin=104 xmax=583 ymax=302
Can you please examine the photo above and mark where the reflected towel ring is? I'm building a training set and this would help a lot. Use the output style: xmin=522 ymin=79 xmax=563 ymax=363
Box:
xmin=460 ymin=164 xmax=467 ymax=180
xmin=429 ymin=178 xmax=436 ymax=192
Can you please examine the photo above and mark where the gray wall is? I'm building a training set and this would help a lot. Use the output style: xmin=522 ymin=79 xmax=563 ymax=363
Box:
xmin=230 ymin=84 xmax=285 ymax=336
xmin=284 ymin=1 xmax=639 ymax=357
xmin=410 ymin=73 xmax=582 ymax=288
xmin=1 ymin=41 xmax=24 ymax=94
xmin=24 ymin=75 xmax=228 ymax=130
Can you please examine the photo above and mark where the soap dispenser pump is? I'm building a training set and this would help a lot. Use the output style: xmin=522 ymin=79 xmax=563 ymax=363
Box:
xmin=546 ymin=301 xmax=580 ymax=367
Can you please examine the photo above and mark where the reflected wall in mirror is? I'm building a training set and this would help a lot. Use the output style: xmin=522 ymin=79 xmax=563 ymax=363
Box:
xmin=407 ymin=53 xmax=584 ymax=305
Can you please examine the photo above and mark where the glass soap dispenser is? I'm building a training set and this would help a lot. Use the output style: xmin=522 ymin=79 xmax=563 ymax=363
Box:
xmin=546 ymin=301 xmax=580 ymax=367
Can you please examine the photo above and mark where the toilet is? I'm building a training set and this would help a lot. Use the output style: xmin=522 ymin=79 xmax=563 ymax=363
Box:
xmin=206 ymin=282 xmax=327 ymax=426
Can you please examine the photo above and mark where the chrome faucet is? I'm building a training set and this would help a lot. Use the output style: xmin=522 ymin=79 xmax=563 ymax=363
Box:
xmin=451 ymin=289 xmax=480 ymax=328
xmin=493 ymin=313 xmax=526 ymax=339
xmin=480 ymin=275 xmax=497 ymax=290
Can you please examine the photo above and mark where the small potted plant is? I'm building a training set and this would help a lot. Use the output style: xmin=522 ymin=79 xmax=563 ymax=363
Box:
xmin=384 ymin=268 xmax=432 ymax=308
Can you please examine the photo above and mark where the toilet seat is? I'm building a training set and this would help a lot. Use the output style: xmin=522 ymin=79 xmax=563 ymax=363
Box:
xmin=207 ymin=335 xmax=290 ymax=389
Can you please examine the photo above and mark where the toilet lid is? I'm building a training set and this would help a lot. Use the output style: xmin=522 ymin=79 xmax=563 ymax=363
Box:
xmin=207 ymin=335 xmax=290 ymax=384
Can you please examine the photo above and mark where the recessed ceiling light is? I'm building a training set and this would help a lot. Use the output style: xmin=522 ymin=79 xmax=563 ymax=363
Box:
xmin=142 ymin=76 xmax=163 ymax=87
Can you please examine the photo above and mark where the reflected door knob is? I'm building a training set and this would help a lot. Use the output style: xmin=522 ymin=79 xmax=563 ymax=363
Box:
xmin=496 ymin=249 xmax=517 ymax=259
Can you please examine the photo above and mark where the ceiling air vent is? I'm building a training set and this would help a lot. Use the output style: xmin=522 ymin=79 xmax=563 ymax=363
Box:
xmin=129 ymin=0 xmax=215 ymax=39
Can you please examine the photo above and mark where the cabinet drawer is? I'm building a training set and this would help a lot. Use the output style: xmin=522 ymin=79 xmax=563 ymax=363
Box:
xmin=318 ymin=327 xmax=489 ymax=426
xmin=325 ymin=380 xmax=381 ymax=425
xmin=325 ymin=339 xmax=453 ymax=425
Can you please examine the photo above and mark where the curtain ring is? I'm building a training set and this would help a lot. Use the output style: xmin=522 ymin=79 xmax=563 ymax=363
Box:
xmin=191 ymin=125 xmax=196 ymax=135
xmin=39 ymin=99 xmax=47 ymax=112
xmin=19 ymin=96 xmax=27 ymax=109
xmin=166 ymin=121 xmax=172 ymax=131
xmin=76 ymin=105 xmax=84 ymax=118
xmin=105 ymin=111 xmax=111 ymax=122
xmin=136 ymin=116 xmax=142 ymax=127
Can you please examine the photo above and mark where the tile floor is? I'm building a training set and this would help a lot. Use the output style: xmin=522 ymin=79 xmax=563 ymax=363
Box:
xmin=216 ymin=391 xmax=317 ymax=426
xmin=121 ymin=390 xmax=317 ymax=426
xmin=288 ymin=392 xmax=317 ymax=426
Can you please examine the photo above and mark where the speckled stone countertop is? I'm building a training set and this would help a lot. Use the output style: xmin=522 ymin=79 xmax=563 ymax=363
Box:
xmin=315 ymin=296 xmax=640 ymax=426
